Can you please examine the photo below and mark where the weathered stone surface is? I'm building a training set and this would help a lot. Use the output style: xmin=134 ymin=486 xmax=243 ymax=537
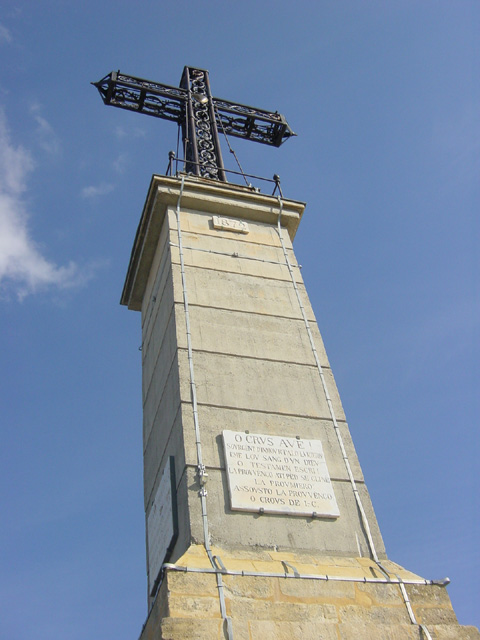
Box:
xmin=166 ymin=570 xmax=218 ymax=597
xmin=144 ymin=409 xmax=185 ymax=509
xmin=183 ymin=466 xmax=383 ymax=557
xmin=337 ymin=622 xmax=421 ymax=639
xmin=228 ymin=597 xmax=337 ymax=622
xmin=406 ymin=583 xmax=453 ymax=606
xmin=177 ymin=349 xmax=345 ymax=420
xmin=355 ymin=581 xmax=405 ymax=605
xmin=159 ymin=617 xmax=223 ymax=640
xmin=138 ymin=547 xmax=478 ymax=640
xmin=429 ymin=625 xmax=480 ymax=639
xmin=223 ymin=574 xmax=274 ymax=599
xmin=173 ymin=303 xmax=330 ymax=367
xmin=180 ymin=403 xmax=363 ymax=481
xmin=168 ymin=594 xmax=221 ymax=618
xmin=141 ymin=216 xmax=171 ymax=322
xmin=415 ymin=606 xmax=458 ymax=626
xmin=171 ymin=264 xmax=316 ymax=322
xmin=142 ymin=312 xmax=177 ymax=415
xmin=170 ymin=230 xmax=300 ymax=283
xmin=248 ymin=620 xmax=339 ymax=640
xmin=142 ymin=273 xmax=175 ymax=395
xmin=278 ymin=576 xmax=356 ymax=601
xmin=338 ymin=602 xmax=411 ymax=625
xmin=143 ymin=352 xmax=180 ymax=448
xmin=169 ymin=199 xmax=301 ymax=244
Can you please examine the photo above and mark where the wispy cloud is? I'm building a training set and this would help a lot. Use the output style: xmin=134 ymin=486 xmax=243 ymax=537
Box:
xmin=114 ymin=125 xmax=145 ymax=140
xmin=0 ymin=24 xmax=12 ymax=44
xmin=81 ymin=182 xmax=114 ymax=198
xmin=113 ymin=153 xmax=128 ymax=174
xmin=0 ymin=108 xmax=87 ymax=299
xmin=30 ymin=103 xmax=61 ymax=155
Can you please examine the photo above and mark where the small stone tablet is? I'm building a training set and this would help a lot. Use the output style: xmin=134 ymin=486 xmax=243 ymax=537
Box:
xmin=212 ymin=215 xmax=249 ymax=234
xmin=222 ymin=430 xmax=340 ymax=518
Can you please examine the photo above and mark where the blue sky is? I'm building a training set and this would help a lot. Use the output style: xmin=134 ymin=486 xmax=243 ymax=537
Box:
xmin=1 ymin=1 xmax=478 ymax=637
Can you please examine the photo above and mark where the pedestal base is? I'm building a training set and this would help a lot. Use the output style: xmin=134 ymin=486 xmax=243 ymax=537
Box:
xmin=138 ymin=545 xmax=480 ymax=640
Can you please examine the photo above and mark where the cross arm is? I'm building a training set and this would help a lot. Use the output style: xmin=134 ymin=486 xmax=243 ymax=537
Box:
xmin=92 ymin=70 xmax=295 ymax=147
xmin=92 ymin=71 xmax=187 ymax=123
xmin=213 ymin=97 xmax=295 ymax=147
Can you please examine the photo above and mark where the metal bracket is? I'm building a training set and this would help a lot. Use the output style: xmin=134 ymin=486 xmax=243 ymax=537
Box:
xmin=197 ymin=464 xmax=208 ymax=486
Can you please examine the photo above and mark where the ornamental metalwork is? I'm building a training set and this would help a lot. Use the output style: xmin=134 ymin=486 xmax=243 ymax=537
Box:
xmin=92 ymin=66 xmax=295 ymax=182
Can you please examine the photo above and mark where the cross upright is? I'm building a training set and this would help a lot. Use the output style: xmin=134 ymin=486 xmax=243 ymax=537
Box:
xmin=93 ymin=66 xmax=295 ymax=182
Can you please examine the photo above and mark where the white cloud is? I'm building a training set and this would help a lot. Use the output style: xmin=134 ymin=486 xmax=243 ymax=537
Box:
xmin=0 ymin=24 xmax=12 ymax=44
xmin=113 ymin=153 xmax=128 ymax=174
xmin=0 ymin=108 xmax=87 ymax=299
xmin=81 ymin=182 xmax=114 ymax=198
xmin=114 ymin=125 xmax=145 ymax=140
xmin=30 ymin=104 xmax=61 ymax=155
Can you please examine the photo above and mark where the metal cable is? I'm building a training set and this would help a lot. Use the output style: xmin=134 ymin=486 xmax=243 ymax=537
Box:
xmin=169 ymin=241 xmax=300 ymax=269
xmin=174 ymin=177 xmax=233 ymax=639
xmin=213 ymin=102 xmax=249 ymax=186
xmin=274 ymin=195 xmax=380 ymax=562
xmin=275 ymin=195 xmax=434 ymax=636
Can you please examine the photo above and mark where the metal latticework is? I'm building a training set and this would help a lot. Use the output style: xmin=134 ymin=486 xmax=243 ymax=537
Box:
xmin=92 ymin=66 xmax=295 ymax=181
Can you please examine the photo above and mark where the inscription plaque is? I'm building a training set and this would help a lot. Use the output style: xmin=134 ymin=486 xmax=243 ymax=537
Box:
xmin=222 ymin=430 xmax=340 ymax=518
xmin=146 ymin=457 xmax=178 ymax=595
xmin=212 ymin=215 xmax=249 ymax=234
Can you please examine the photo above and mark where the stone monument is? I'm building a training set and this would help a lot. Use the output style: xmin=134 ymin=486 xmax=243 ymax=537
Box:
xmin=95 ymin=66 xmax=479 ymax=639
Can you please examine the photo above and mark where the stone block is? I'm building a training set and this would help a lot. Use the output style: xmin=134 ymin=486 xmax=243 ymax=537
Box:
xmin=142 ymin=269 xmax=175 ymax=389
xmin=248 ymin=619 xmax=339 ymax=640
xmin=337 ymin=622 xmax=421 ymax=639
xmin=177 ymin=349 xmax=345 ymax=421
xmin=143 ymin=355 xmax=181 ymax=449
xmin=278 ymin=576 xmax=356 ymax=601
xmin=172 ymin=264 xmax=315 ymax=322
xmin=223 ymin=574 xmax=274 ymax=599
xmin=229 ymin=618 xmax=250 ymax=640
xmin=180 ymin=404 xmax=363 ymax=482
xmin=339 ymin=603 xmax=411 ymax=625
xmin=173 ymin=303 xmax=330 ymax=368
xmin=355 ymin=581 xmax=405 ymax=605
xmin=159 ymin=617 xmax=223 ymax=640
xmin=168 ymin=594 xmax=221 ymax=618
xmin=229 ymin=597 xmax=336 ymax=622
xmin=415 ymin=606 xmax=458 ymax=626
xmin=170 ymin=230 xmax=301 ymax=283
xmin=142 ymin=311 xmax=177 ymax=410
xmin=165 ymin=567 xmax=219 ymax=597
xmin=406 ymin=583 xmax=452 ymax=607
xmin=429 ymin=625 xmax=480 ymax=639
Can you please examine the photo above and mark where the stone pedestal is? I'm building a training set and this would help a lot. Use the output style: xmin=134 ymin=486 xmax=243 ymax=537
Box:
xmin=121 ymin=175 xmax=479 ymax=639
xmin=139 ymin=546 xmax=479 ymax=640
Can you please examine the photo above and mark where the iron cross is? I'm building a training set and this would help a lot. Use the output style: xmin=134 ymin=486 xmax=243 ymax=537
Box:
xmin=92 ymin=66 xmax=295 ymax=182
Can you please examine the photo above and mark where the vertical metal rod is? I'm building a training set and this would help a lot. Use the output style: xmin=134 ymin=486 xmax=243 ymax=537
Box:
xmin=174 ymin=178 xmax=233 ymax=639
xmin=275 ymin=196 xmax=380 ymax=563
xmin=275 ymin=196 xmax=434 ymax=639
